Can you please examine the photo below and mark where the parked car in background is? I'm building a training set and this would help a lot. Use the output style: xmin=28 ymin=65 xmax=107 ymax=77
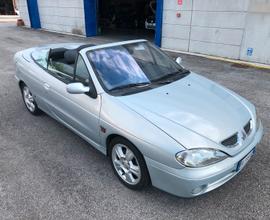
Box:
xmin=145 ymin=0 xmax=156 ymax=30
xmin=14 ymin=40 xmax=263 ymax=197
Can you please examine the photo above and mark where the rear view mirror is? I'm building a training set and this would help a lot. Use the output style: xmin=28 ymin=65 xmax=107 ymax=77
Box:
xmin=175 ymin=57 xmax=182 ymax=65
xmin=66 ymin=82 xmax=90 ymax=94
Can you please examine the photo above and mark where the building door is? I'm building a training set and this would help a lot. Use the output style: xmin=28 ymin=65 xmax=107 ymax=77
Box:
xmin=83 ymin=0 xmax=163 ymax=46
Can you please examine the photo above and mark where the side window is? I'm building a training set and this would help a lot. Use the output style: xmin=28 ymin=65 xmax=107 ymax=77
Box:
xmin=32 ymin=48 xmax=49 ymax=68
xmin=48 ymin=48 xmax=77 ymax=84
xmin=75 ymin=55 xmax=90 ymax=86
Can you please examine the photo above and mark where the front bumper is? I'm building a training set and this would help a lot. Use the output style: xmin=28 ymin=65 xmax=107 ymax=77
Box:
xmin=145 ymin=121 xmax=263 ymax=198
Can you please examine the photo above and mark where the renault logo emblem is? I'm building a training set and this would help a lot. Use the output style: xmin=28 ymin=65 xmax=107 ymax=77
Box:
xmin=241 ymin=131 xmax=247 ymax=141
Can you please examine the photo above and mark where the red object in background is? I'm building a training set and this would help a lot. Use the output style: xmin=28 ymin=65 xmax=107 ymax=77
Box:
xmin=178 ymin=0 xmax=183 ymax=5
xmin=176 ymin=12 xmax=181 ymax=18
xmin=17 ymin=19 xmax=25 ymax=27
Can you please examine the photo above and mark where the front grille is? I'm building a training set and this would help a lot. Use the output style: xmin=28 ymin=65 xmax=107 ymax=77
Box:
xmin=221 ymin=133 xmax=238 ymax=147
xmin=221 ymin=119 xmax=252 ymax=147
xmin=244 ymin=120 xmax=251 ymax=135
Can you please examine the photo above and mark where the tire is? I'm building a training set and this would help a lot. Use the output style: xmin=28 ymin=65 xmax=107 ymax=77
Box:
xmin=109 ymin=137 xmax=150 ymax=190
xmin=20 ymin=83 xmax=42 ymax=115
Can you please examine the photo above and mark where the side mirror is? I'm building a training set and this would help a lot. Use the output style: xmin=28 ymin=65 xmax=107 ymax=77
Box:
xmin=66 ymin=82 xmax=90 ymax=94
xmin=175 ymin=57 xmax=182 ymax=65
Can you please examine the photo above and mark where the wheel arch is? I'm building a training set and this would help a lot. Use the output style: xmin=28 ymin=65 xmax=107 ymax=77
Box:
xmin=106 ymin=134 xmax=145 ymax=160
xmin=106 ymin=134 xmax=126 ymax=156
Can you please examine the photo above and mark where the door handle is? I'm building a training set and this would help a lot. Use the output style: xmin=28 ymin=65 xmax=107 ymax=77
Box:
xmin=43 ymin=83 xmax=50 ymax=90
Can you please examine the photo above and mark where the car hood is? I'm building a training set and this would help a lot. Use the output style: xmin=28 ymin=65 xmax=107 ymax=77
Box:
xmin=117 ymin=73 xmax=252 ymax=145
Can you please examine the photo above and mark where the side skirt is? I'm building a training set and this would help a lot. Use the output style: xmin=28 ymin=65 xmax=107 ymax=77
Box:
xmin=39 ymin=106 xmax=106 ymax=155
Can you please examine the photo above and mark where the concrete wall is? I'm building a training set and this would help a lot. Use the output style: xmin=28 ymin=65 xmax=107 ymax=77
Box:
xmin=240 ymin=0 xmax=270 ymax=64
xmin=162 ymin=0 xmax=270 ymax=64
xmin=37 ymin=0 xmax=85 ymax=35
xmin=162 ymin=0 xmax=192 ymax=51
xmin=17 ymin=0 xmax=85 ymax=35
xmin=17 ymin=0 xmax=30 ymax=27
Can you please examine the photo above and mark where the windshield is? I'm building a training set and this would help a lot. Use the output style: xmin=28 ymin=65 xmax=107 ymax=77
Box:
xmin=87 ymin=41 xmax=188 ymax=93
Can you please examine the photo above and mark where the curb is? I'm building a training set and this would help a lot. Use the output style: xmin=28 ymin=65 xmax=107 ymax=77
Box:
xmin=162 ymin=48 xmax=270 ymax=70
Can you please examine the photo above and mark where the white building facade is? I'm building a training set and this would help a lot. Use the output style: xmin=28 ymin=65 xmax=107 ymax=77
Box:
xmin=17 ymin=0 xmax=270 ymax=64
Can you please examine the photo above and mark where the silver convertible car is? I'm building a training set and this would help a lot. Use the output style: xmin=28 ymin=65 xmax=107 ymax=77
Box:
xmin=14 ymin=40 xmax=263 ymax=197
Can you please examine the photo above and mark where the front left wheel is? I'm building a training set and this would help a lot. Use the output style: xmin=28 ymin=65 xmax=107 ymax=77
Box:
xmin=21 ymin=83 xmax=41 ymax=115
xmin=109 ymin=137 xmax=150 ymax=190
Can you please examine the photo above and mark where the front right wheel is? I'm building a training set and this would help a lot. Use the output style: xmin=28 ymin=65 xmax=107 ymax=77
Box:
xmin=109 ymin=137 xmax=150 ymax=190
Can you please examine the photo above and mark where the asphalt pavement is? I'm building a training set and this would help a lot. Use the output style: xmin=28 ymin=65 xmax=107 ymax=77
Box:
xmin=0 ymin=23 xmax=269 ymax=220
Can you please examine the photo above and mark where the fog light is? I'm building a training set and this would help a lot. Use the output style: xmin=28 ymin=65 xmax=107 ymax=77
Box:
xmin=192 ymin=185 xmax=207 ymax=195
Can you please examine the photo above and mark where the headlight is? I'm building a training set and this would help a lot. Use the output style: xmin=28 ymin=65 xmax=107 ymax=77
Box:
xmin=175 ymin=148 xmax=228 ymax=168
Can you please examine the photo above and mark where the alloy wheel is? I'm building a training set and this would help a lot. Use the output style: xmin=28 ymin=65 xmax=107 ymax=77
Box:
xmin=111 ymin=143 xmax=141 ymax=185
xmin=23 ymin=86 xmax=36 ymax=112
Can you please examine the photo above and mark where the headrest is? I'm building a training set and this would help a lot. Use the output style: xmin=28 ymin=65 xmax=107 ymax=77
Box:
xmin=77 ymin=44 xmax=96 ymax=51
xmin=50 ymin=48 xmax=67 ymax=60
xmin=64 ymin=50 xmax=78 ymax=64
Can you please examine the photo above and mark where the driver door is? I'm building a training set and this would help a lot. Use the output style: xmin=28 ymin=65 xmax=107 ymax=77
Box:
xmin=44 ymin=54 xmax=101 ymax=146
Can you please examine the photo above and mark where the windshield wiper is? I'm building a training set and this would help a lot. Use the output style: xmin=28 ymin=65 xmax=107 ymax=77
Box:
xmin=152 ymin=69 xmax=190 ymax=83
xmin=109 ymin=82 xmax=151 ymax=91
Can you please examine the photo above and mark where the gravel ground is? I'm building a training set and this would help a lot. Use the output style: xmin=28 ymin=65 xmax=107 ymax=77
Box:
xmin=0 ymin=23 xmax=269 ymax=220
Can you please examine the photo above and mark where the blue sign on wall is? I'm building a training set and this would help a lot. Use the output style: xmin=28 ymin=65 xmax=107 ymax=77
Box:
xmin=247 ymin=48 xmax=253 ymax=56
